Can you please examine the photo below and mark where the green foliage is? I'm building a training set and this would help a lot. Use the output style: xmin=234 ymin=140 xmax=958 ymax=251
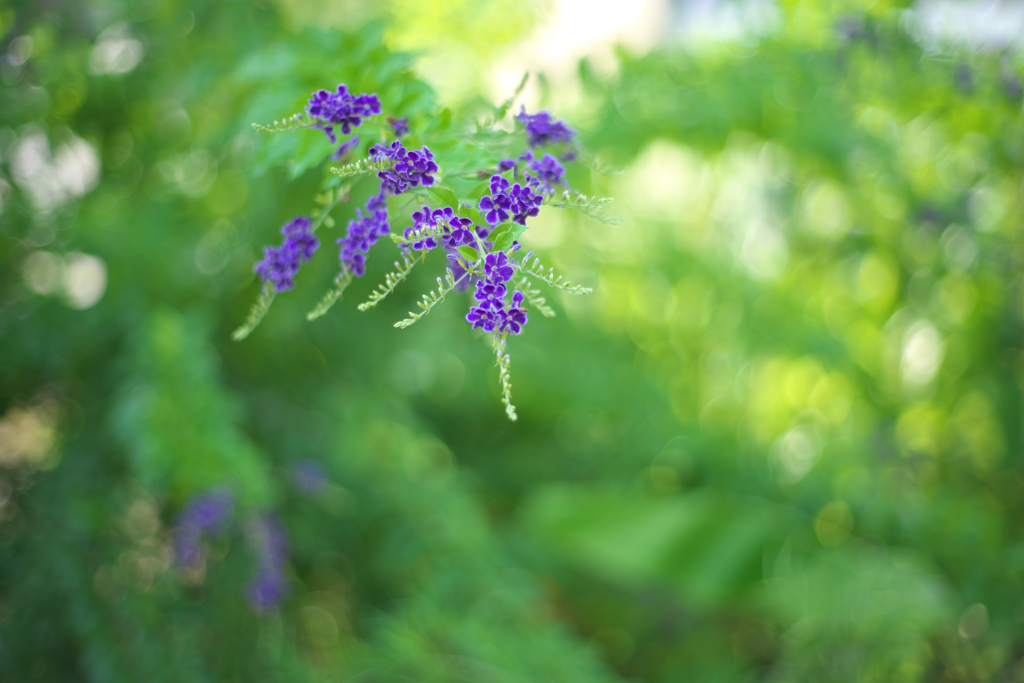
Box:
xmin=3 ymin=1 xmax=1024 ymax=682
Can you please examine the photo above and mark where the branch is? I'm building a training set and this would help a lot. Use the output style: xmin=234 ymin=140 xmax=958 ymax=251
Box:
xmin=307 ymin=271 xmax=353 ymax=321
xmin=394 ymin=268 xmax=463 ymax=329
xmin=514 ymin=275 xmax=556 ymax=317
xmin=515 ymin=254 xmax=593 ymax=295
xmin=543 ymin=192 xmax=618 ymax=225
xmin=331 ymin=157 xmax=392 ymax=180
xmin=252 ymin=113 xmax=312 ymax=134
xmin=358 ymin=251 xmax=426 ymax=311
xmin=232 ymin=285 xmax=275 ymax=340
xmin=493 ymin=335 xmax=517 ymax=421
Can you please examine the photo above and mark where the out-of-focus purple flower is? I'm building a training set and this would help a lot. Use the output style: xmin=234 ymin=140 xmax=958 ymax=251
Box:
xmin=526 ymin=153 xmax=567 ymax=195
xmin=338 ymin=191 xmax=389 ymax=277
xmin=172 ymin=488 xmax=234 ymax=567
xmin=307 ymin=84 xmax=382 ymax=144
xmin=246 ymin=514 xmax=290 ymax=612
xmin=369 ymin=141 xmax=438 ymax=195
xmin=254 ymin=216 xmax=320 ymax=293
xmin=516 ymin=107 xmax=576 ymax=148
xmin=388 ymin=116 xmax=410 ymax=137
xmin=331 ymin=135 xmax=361 ymax=161
xmin=289 ymin=460 xmax=327 ymax=495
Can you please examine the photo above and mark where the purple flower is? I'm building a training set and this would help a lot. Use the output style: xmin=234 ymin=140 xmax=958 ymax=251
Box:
xmin=464 ymin=250 xmax=530 ymax=338
xmin=479 ymin=192 xmax=511 ymax=226
xmin=509 ymin=183 xmax=543 ymax=224
xmin=526 ymin=153 xmax=567 ymax=195
xmin=516 ymin=107 xmax=576 ymax=148
xmin=307 ymin=84 xmax=382 ymax=144
xmin=474 ymin=279 xmax=507 ymax=309
xmin=289 ymin=460 xmax=327 ymax=495
xmin=370 ymin=141 xmax=439 ymax=195
xmin=402 ymin=206 xmax=439 ymax=250
xmin=484 ymin=252 xmax=514 ymax=283
xmin=254 ymin=216 xmax=320 ymax=293
xmin=446 ymin=216 xmax=476 ymax=248
xmin=331 ymin=135 xmax=361 ymax=161
xmin=466 ymin=305 xmax=499 ymax=332
xmin=338 ymin=190 xmax=389 ymax=277
xmin=246 ymin=514 xmax=290 ymax=612
xmin=248 ymin=569 xmax=288 ymax=612
xmin=172 ymin=488 xmax=234 ymax=567
xmin=498 ymin=291 xmax=528 ymax=335
xmin=388 ymin=116 xmax=409 ymax=137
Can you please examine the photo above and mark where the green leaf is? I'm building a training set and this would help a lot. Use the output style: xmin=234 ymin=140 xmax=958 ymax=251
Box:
xmin=489 ymin=223 xmax=515 ymax=252
xmin=457 ymin=246 xmax=480 ymax=263
xmin=468 ymin=180 xmax=491 ymax=201
xmin=427 ymin=185 xmax=459 ymax=209
xmin=457 ymin=204 xmax=483 ymax=225
xmin=438 ymin=107 xmax=452 ymax=129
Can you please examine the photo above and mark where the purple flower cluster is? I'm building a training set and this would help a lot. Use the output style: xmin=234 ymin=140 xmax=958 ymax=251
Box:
xmin=307 ymin=84 xmax=382 ymax=144
xmin=478 ymin=175 xmax=543 ymax=226
xmin=516 ymin=107 xmax=576 ymax=148
xmin=254 ymin=216 xmax=320 ymax=293
xmin=172 ymin=488 xmax=234 ymax=568
xmin=369 ymin=141 xmax=438 ymax=195
xmin=246 ymin=515 xmax=290 ymax=612
xmin=338 ymin=191 xmax=389 ymax=277
xmin=497 ymin=151 xmax=568 ymax=196
xmin=388 ymin=116 xmax=410 ymax=137
xmin=526 ymin=153 xmax=567 ymax=194
xmin=466 ymin=252 xmax=528 ymax=335
xmin=401 ymin=205 xmax=485 ymax=251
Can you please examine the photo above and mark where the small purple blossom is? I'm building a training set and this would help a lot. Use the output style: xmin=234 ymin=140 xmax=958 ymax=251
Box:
xmin=172 ymin=488 xmax=234 ymax=567
xmin=466 ymin=305 xmax=499 ymax=332
xmin=388 ymin=115 xmax=410 ymax=137
xmin=447 ymin=216 xmax=476 ymax=247
xmin=498 ymin=291 xmax=528 ymax=335
xmin=484 ymin=252 xmax=514 ymax=283
xmin=307 ymin=84 xmax=382 ymax=144
xmin=526 ymin=153 xmax=567 ymax=195
xmin=516 ymin=107 xmax=576 ymax=148
xmin=400 ymin=206 xmax=480 ymax=251
xmin=331 ymin=135 xmax=361 ymax=161
xmin=254 ymin=216 xmax=320 ymax=293
xmin=474 ymin=279 xmax=508 ymax=309
xmin=370 ymin=141 xmax=438 ymax=195
xmin=289 ymin=460 xmax=327 ymax=495
xmin=509 ymin=182 xmax=543 ymax=224
xmin=338 ymin=191 xmax=389 ymax=277
xmin=246 ymin=515 xmax=290 ymax=612
xmin=479 ymin=191 xmax=511 ymax=226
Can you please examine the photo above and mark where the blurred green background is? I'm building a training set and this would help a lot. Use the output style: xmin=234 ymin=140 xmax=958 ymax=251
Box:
xmin=2 ymin=0 xmax=1024 ymax=681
